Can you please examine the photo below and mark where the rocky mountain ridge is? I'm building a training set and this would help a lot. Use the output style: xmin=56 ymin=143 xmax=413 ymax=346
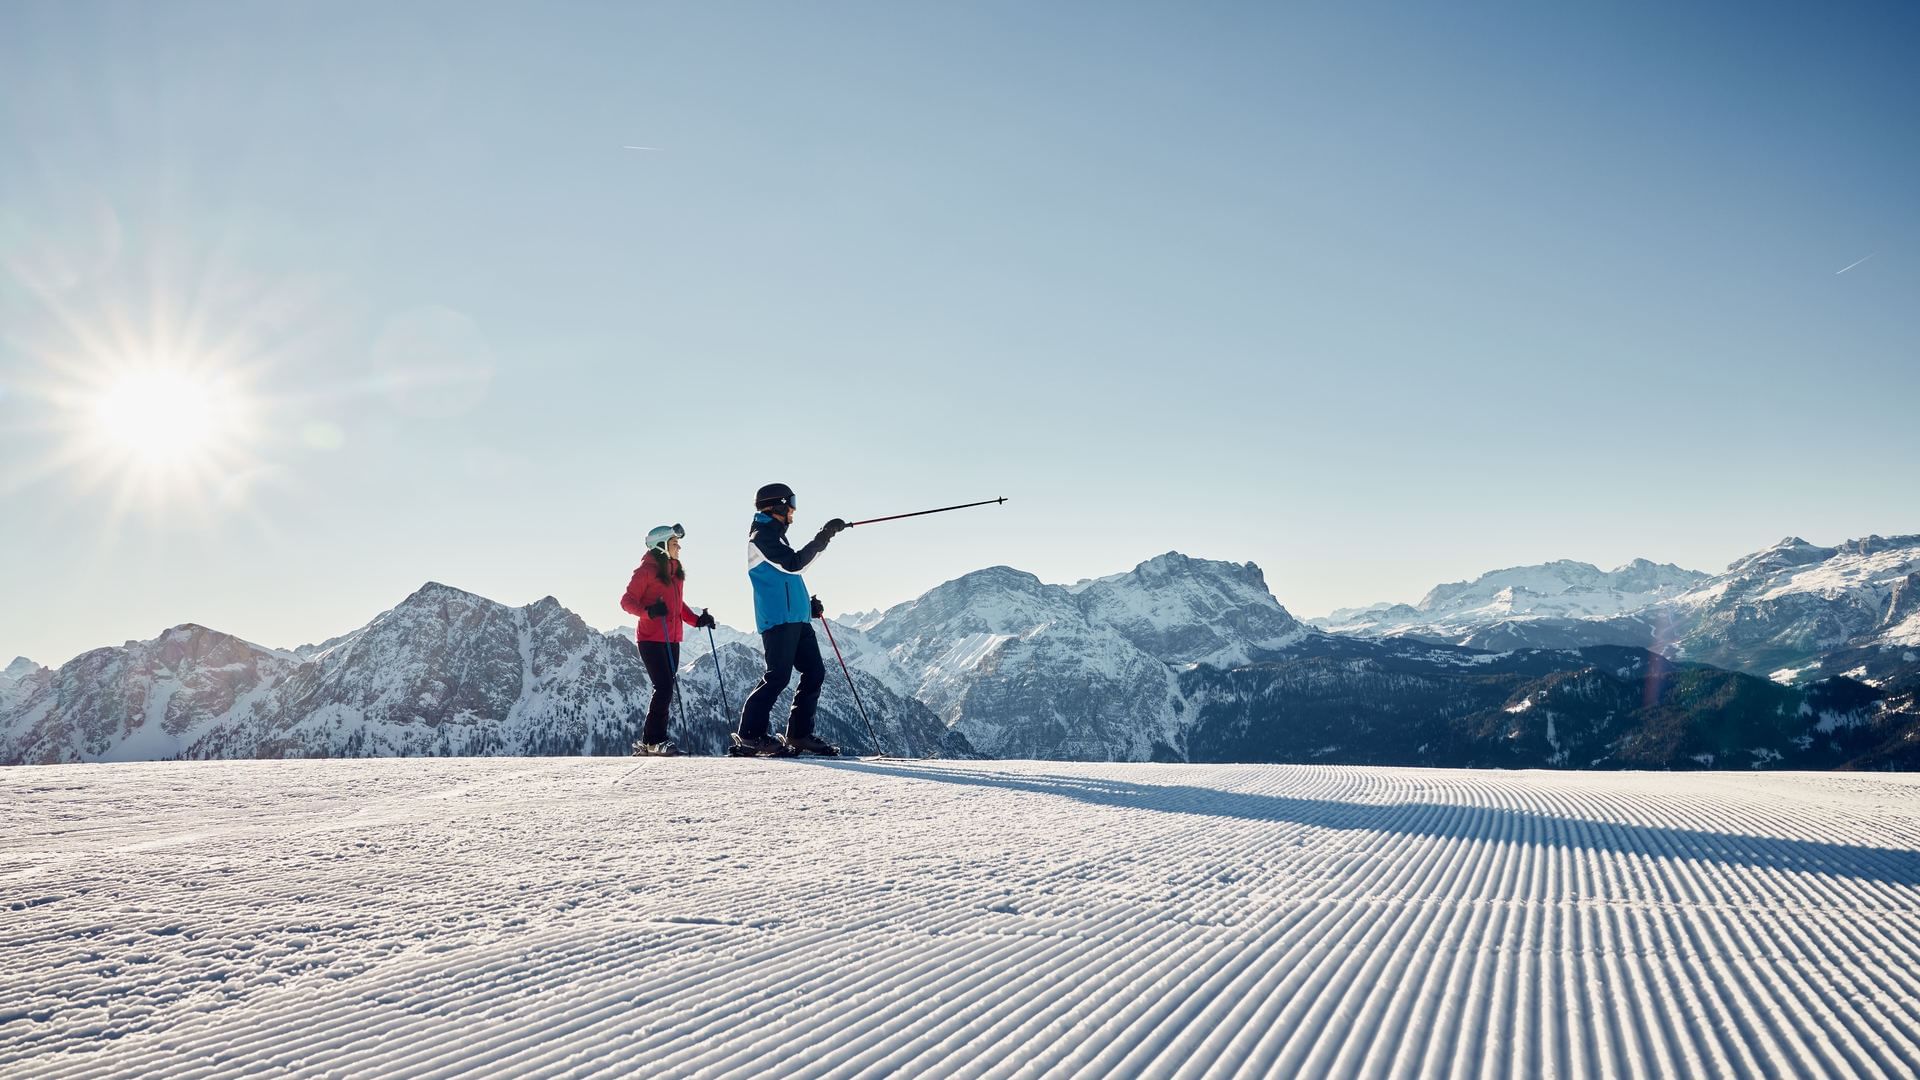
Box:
xmin=7 ymin=540 xmax=1917 ymax=770
xmin=1309 ymin=534 xmax=1920 ymax=687
xmin=1 ymin=583 xmax=966 ymax=766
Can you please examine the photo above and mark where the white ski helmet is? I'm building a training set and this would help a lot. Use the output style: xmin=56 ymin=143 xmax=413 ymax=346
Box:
xmin=646 ymin=523 xmax=685 ymax=552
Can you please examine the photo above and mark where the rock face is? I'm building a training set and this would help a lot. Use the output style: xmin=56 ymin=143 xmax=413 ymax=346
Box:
xmin=0 ymin=629 xmax=295 ymax=765
xmin=1665 ymin=536 xmax=1920 ymax=674
xmin=852 ymin=553 xmax=1311 ymax=760
xmin=861 ymin=566 xmax=1182 ymax=760
xmin=1069 ymin=553 xmax=1308 ymax=666
xmin=0 ymin=585 xmax=967 ymax=765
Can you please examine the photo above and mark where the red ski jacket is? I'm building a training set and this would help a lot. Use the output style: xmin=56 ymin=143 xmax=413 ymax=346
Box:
xmin=620 ymin=553 xmax=703 ymax=643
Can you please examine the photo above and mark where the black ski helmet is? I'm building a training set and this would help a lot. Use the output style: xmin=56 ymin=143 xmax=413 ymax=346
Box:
xmin=755 ymin=482 xmax=795 ymax=511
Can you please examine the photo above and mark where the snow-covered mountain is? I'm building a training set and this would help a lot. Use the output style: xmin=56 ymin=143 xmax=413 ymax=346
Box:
xmin=862 ymin=565 xmax=1183 ymax=760
xmin=854 ymin=552 xmax=1312 ymax=759
xmin=1069 ymin=552 xmax=1308 ymax=666
xmin=7 ymin=541 xmax=1916 ymax=770
xmin=1314 ymin=535 xmax=1920 ymax=691
xmin=1314 ymin=558 xmax=1707 ymax=643
xmin=1666 ymin=535 xmax=1920 ymax=674
xmin=0 ymin=629 xmax=296 ymax=764
xmin=854 ymin=551 xmax=1910 ymax=768
xmin=0 ymin=584 xmax=967 ymax=766
xmin=1 ymin=656 xmax=48 ymax=712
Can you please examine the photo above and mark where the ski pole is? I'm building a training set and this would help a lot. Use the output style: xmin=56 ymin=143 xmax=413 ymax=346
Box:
xmin=817 ymin=614 xmax=884 ymax=756
xmin=706 ymin=616 xmax=731 ymax=720
xmin=847 ymin=497 xmax=1006 ymax=529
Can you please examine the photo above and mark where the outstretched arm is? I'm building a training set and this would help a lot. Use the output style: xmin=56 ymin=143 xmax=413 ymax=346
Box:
xmin=752 ymin=526 xmax=824 ymax=573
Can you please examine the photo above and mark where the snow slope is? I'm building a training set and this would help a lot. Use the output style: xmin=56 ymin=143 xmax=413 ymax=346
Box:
xmin=6 ymin=759 xmax=1920 ymax=1078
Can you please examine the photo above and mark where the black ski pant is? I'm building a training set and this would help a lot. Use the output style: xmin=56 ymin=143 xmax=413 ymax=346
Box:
xmin=739 ymin=622 xmax=825 ymax=739
xmin=636 ymin=640 xmax=680 ymax=745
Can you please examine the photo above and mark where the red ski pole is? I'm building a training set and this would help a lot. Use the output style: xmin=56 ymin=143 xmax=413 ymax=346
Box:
xmin=817 ymin=612 xmax=884 ymax=757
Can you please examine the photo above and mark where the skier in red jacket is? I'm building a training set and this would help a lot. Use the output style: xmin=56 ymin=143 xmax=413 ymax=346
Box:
xmin=619 ymin=523 xmax=715 ymax=756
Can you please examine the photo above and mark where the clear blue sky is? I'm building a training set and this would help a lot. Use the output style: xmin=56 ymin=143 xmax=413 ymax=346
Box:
xmin=3 ymin=1 xmax=1915 ymax=665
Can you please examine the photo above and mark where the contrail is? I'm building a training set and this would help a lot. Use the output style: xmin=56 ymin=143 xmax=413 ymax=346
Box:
xmin=1835 ymin=253 xmax=1875 ymax=275
xmin=622 ymin=145 xmax=661 ymax=151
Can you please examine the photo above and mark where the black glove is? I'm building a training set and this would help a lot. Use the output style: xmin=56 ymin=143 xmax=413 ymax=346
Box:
xmin=810 ymin=596 xmax=825 ymax=620
xmin=812 ymin=519 xmax=847 ymax=548
xmin=644 ymin=600 xmax=668 ymax=618
xmin=695 ymin=610 xmax=716 ymax=629
xmin=825 ymin=517 xmax=849 ymax=536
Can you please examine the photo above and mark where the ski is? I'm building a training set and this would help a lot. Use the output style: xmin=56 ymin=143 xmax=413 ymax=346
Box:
xmin=726 ymin=743 xmax=798 ymax=758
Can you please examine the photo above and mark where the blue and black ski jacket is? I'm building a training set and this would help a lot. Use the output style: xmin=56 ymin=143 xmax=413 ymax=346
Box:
xmin=747 ymin=513 xmax=828 ymax=632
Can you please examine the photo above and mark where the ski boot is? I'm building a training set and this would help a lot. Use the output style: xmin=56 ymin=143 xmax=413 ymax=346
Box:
xmin=729 ymin=733 xmax=796 ymax=758
xmin=784 ymin=732 xmax=841 ymax=757
xmin=632 ymin=741 xmax=682 ymax=757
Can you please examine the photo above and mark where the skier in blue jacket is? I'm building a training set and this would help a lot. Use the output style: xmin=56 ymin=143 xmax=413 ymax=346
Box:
xmin=736 ymin=482 xmax=848 ymax=756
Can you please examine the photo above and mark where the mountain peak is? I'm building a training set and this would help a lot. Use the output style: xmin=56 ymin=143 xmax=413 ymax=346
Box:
xmin=1726 ymin=537 xmax=1837 ymax=576
xmin=399 ymin=581 xmax=495 ymax=607
xmin=1136 ymin=551 xmax=1195 ymax=571
xmin=1839 ymin=534 xmax=1920 ymax=557
xmin=943 ymin=565 xmax=1051 ymax=593
xmin=1128 ymin=551 xmax=1272 ymax=588
xmin=3 ymin=657 xmax=40 ymax=679
xmin=1068 ymin=551 xmax=1301 ymax=666
xmin=411 ymin=580 xmax=473 ymax=598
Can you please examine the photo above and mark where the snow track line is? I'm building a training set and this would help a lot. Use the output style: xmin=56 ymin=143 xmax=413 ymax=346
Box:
xmin=5 ymin=760 xmax=1920 ymax=1079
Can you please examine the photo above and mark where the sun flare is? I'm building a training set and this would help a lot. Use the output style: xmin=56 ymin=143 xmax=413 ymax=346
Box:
xmin=89 ymin=369 xmax=245 ymax=467
xmin=30 ymin=353 xmax=268 ymax=517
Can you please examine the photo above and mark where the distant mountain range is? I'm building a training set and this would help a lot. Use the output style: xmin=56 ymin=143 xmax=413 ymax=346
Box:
xmin=1310 ymin=535 xmax=1920 ymax=683
xmin=1314 ymin=558 xmax=1708 ymax=647
xmin=6 ymin=536 xmax=1917 ymax=769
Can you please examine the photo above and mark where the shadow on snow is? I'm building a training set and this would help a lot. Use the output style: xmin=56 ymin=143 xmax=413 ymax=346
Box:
xmin=813 ymin=760 xmax=1920 ymax=888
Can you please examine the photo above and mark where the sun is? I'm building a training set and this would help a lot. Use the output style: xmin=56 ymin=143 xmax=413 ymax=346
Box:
xmin=89 ymin=368 xmax=246 ymax=467
xmin=1 ymin=228 xmax=315 ymax=531
xmin=22 ymin=354 xmax=267 ymax=518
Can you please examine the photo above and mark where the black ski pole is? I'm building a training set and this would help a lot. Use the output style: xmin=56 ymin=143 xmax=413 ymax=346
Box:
xmin=706 ymin=616 xmax=731 ymax=720
xmin=662 ymin=613 xmax=681 ymax=744
xmin=846 ymin=497 xmax=1006 ymax=529
xmin=817 ymin=613 xmax=884 ymax=756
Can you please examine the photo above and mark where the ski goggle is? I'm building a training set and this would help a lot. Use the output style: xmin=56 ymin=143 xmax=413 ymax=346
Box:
xmin=646 ymin=523 xmax=686 ymax=550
